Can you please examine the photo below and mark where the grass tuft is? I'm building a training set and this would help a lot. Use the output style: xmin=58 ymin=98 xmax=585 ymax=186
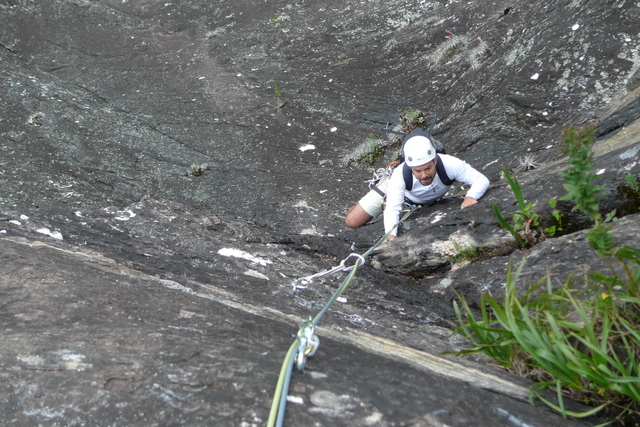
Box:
xmin=449 ymin=247 xmax=640 ymax=425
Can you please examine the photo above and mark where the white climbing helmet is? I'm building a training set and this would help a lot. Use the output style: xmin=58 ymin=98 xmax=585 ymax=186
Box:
xmin=403 ymin=135 xmax=436 ymax=167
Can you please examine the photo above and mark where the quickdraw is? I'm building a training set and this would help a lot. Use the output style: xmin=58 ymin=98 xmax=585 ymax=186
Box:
xmin=291 ymin=253 xmax=366 ymax=292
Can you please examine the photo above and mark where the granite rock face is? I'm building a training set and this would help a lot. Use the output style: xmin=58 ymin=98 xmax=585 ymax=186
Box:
xmin=1 ymin=0 xmax=639 ymax=425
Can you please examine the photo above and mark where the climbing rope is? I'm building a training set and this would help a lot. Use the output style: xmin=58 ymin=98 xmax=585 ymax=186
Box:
xmin=267 ymin=204 xmax=421 ymax=427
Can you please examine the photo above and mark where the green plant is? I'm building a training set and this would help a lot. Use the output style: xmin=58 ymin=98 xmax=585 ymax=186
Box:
xmin=367 ymin=133 xmax=377 ymax=148
xmin=559 ymin=125 xmax=617 ymax=257
xmin=403 ymin=107 xmax=421 ymax=122
xmin=493 ymin=166 xmax=540 ymax=245
xmin=272 ymin=81 xmax=281 ymax=97
xmin=399 ymin=108 xmax=430 ymax=133
xmin=586 ymin=210 xmax=618 ymax=259
xmin=190 ymin=163 xmax=207 ymax=177
xmin=559 ymin=125 xmax=603 ymax=220
xmin=544 ymin=198 xmax=564 ymax=237
xmin=357 ymin=134 xmax=383 ymax=165
xmin=626 ymin=173 xmax=639 ymax=193
xmin=450 ymin=247 xmax=640 ymax=424
xmin=445 ymin=244 xmax=484 ymax=263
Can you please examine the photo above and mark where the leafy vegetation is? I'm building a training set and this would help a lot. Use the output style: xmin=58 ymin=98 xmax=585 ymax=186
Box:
xmin=445 ymin=244 xmax=485 ymax=263
xmin=272 ymin=81 xmax=281 ymax=98
xmin=559 ymin=125 xmax=616 ymax=258
xmin=494 ymin=125 xmax=617 ymax=253
xmin=586 ymin=211 xmax=618 ymax=259
xmin=544 ymin=198 xmax=564 ymax=237
xmin=626 ymin=173 xmax=639 ymax=193
xmin=403 ymin=107 xmax=422 ymax=123
xmin=400 ymin=107 xmax=431 ymax=132
xmin=451 ymin=246 xmax=640 ymax=425
xmin=355 ymin=134 xmax=385 ymax=165
xmin=493 ymin=167 xmax=540 ymax=246
xmin=190 ymin=163 xmax=207 ymax=177
xmin=557 ymin=126 xmax=599 ymax=197
xmin=559 ymin=125 xmax=603 ymax=220
xmin=454 ymin=124 xmax=640 ymax=424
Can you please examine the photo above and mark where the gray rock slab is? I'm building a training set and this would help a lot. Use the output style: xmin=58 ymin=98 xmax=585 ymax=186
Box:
xmin=0 ymin=236 xmax=596 ymax=426
xmin=0 ymin=0 xmax=639 ymax=241
xmin=0 ymin=0 xmax=639 ymax=425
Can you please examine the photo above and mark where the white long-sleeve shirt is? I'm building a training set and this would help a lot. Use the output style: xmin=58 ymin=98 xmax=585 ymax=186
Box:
xmin=383 ymin=154 xmax=490 ymax=235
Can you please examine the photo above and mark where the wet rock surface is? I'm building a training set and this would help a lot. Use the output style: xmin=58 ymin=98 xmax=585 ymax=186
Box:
xmin=1 ymin=0 xmax=640 ymax=425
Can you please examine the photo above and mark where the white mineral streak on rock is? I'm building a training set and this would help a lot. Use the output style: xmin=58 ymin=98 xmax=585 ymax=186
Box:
xmin=113 ymin=209 xmax=136 ymax=221
xmin=243 ymin=269 xmax=269 ymax=280
xmin=299 ymin=144 xmax=315 ymax=151
xmin=286 ymin=395 xmax=304 ymax=404
xmin=293 ymin=200 xmax=317 ymax=211
xmin=178 ymin=309 xmax=205 ymax=319
xmin=36 ymin=228 xmax=63 ymax=240
xmin=17 ymin=355 xmax=46 ymax=366
xmin=218 ymin=248 xmax=272 ymax=266
xmin=55 ymin=350 xmax=92 ymax=371
xmin=431 ymin=212 xmax=446 ymax=224
xmin=309 ymin=390 xmax=353 ymax=416
xmin=300 ymin=228 xmax=321 ymax=236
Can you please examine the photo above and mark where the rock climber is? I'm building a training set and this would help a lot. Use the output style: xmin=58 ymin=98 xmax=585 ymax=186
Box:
xmin=344 ymin=135 xmax=490 ymax=241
